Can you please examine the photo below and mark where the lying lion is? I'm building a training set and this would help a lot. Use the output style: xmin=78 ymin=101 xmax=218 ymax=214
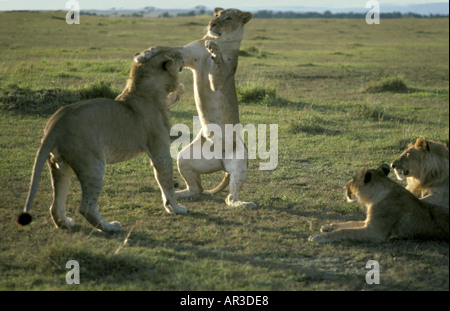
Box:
xmin=17 ymin=46 xmax=186 ymax=233
xmin=391 ymin=136 xmax=449 ymax=209
xmin=175 ymin=8 xmax=256 ymax=208
xmin=309 ymin=164 xmax=449 ymax=243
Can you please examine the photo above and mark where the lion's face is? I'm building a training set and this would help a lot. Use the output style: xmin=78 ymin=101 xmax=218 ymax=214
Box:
xmin=391 ymin=144 xmax=424 ymax=181
xmin=345 ymin=179 xmax=358 ymax=203
xmin=207 ymin=8 xmax=252 ymax=38
xmin=133 ymin=47 xmax=184 ymax=93
xmin=345 ymin=165 xmax=391 ymax=203
xmin=391 ymin=136 xmax=449 ymax=187
xmin=391 ymin=137 xmax=434 ymax=181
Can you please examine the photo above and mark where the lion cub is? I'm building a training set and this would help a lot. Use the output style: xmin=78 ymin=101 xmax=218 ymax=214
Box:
xmin=309 ymin=164 xmax=449 ymax=243
xmin=17 ymin=46 xmax=186 ymax=233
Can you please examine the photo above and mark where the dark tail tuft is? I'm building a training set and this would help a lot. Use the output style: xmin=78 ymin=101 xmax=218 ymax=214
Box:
xmin=16 ymin=212 xmax=32 ymax=226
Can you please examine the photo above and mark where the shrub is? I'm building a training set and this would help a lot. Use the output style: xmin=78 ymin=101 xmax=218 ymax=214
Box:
xmin=0 ymin=81 xmax=120 ymax=116
xmin=79 ymin=81 xmax=120 ymax=100
xmin=237 ymin=85 xmax=277 ymax=104
xmin=364 ymin=76 xmax=409 ymax=93
xmin=239 ymin=47 xmax=268 ymax=58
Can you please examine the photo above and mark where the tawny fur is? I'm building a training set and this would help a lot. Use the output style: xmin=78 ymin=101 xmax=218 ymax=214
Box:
xmin=175 ymin=8 xmax=255 ymax=208
xmin=391 ymin=136 xmax=449 ymax=209
xmin=18 ymin=46 xmax=186 ymax=233
xmin=309 ymin=165 xmax=449 ymax=243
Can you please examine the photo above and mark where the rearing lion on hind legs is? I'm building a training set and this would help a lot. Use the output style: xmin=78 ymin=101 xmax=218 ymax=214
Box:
xmin=175 ymin=8 xmax=256 ymax=208
xmin=17 ymin=46 xmax=187 ymax=233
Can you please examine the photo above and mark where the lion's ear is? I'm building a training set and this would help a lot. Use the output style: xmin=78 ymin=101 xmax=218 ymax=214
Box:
xmin=364 ymin=171 xmax=372 ymax=184
xmin=163 ymin=56 xmax=174 ymax=71
xmin=240 ymin=12 xmax=253 ymax=24
xmin=415 ymin=136 xmax=430 ymax=151
xmin=134 ymin=47 xmax=159 ymax=63
xmin=359 ymin=167 xmax=371 ymax=184
xmin=134 ymin=52 xmax=143 ymax=63
xmin=214 ymin=8 xmax=223 ymax=17
xmin=378 ymin=164 xmax=391 ymax=176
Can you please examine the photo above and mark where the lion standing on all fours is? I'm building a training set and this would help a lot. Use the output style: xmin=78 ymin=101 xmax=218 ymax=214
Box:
xmin=391 ymin=136 xmax=449 ymax=209
xmin=17 ymin=46 xmax=186 ymax=233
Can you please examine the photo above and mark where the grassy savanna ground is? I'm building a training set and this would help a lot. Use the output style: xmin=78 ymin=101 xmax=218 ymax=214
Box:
xmin=0 ymin=12 xmax=448 ymax=291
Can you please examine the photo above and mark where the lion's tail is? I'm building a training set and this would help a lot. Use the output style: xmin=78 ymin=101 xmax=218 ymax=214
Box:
xmin=202 ymin=173 xmax=230 ymax=195
xmin=16 ymin=133 xmax=55 ymax=226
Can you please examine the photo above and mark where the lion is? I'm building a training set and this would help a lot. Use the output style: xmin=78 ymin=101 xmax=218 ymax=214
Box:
xmin=391 ymin=136 xmax=449 ymax=209
xmin=175 ymin=8 xmax=256 ymax=208
xmin=309 ymin=164 xmax=449 ymax=243
xmin=16 ymin=46 xmax=187 ymax=233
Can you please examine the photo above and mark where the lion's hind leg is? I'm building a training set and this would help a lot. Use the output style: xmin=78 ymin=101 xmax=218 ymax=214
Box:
xmin=48 ymin=159 xmax=75 ymax=229
xmin=223 ymin=157 xmax=256 ymax=209
xmin=75 ymin=161 xmax=121 ymax=233
xmin=175 ymin=134 xmax=223 ymax=199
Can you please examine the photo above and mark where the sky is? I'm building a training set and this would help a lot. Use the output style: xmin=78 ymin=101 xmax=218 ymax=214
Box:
xmin=0 ymin=0 xmax=448 ymax=11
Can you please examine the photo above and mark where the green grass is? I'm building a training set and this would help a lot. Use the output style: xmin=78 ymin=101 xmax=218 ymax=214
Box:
xmin=0 ymin=12 xmax=448 ymax=291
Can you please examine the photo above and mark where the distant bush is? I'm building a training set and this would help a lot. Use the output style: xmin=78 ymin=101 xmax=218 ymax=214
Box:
xmin=237 ymin=84 xmax=278 ymax=105
xmin=364 ymin=76 xmax=409 ymax=93
xmin=0 ymin=81 xmax=120 ymax=116
xmin=237 ymin=84 xmax=302 ymax=107
xmin=352 ymin=103 xmax=385 ymax=121
xmin=79 ymin=81 xmax=120 ymax=100
xmin=288 ymin=115 xmax=340 ymax=136
xmin=239 ymin=47 xmax=268 ymax=58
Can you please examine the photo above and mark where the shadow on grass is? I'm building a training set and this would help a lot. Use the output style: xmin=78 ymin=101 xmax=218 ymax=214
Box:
xmin=90 ymin=227 xmax=447 ymax=289
xmin=44 ymin=203 xmax=448 ymax=290
xmin=47 ymin=246 xmax=150 ymax=281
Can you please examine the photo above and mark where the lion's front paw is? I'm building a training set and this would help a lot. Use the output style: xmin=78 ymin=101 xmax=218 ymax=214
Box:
xmin=167 ymin=83 xmax=185 ymax=109
xmin=165 ymin=203 xmax=187 ymax=215
xmin=205 ymin=40 xmax=220 ymax=57
xmin=102 ymin=221 xmax=122 ymax=233
xmin=320 ymin=224 xmax=336 ymax=233
xmin=176 ymin=83 xmax=185 ymax=95
xmin=308 ymin=233 xmax=330 ymax=244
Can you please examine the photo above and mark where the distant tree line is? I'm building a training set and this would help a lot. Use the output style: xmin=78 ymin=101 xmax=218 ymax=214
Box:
xmin=80 ymin=9 xmax=448 ymax=19
xmin=251 ymin=10 xmax=448 ymax=19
